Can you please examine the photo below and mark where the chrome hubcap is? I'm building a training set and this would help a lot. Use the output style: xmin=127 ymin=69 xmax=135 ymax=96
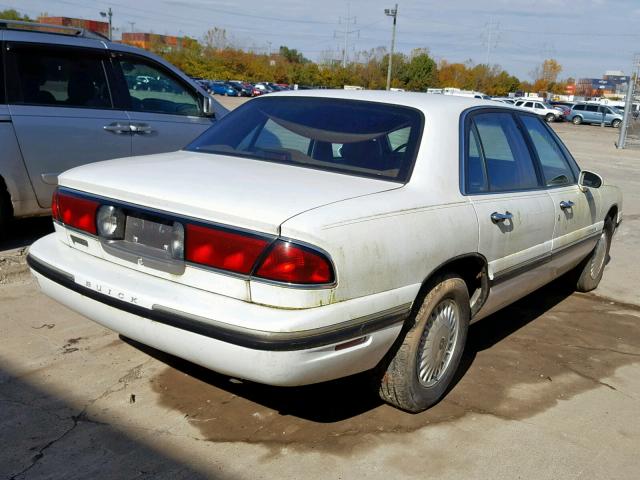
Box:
xmin=590 ymin=231 xmax=608 ymax=279
xmin=417 ymin=299 xmax=460 ymax=387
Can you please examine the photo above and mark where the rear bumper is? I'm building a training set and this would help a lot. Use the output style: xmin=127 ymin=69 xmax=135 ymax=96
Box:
xmin=28 ymin=234 xmax=411 ymax=386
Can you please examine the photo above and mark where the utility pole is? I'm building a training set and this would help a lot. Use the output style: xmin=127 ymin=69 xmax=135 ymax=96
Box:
xmin=617 ymin=53 xmax=640 ymax=149
xmin=100 ymin=7 xmax=112 ymax=40
xmin=334 ymin=4 xmax=358 ymax=69
xmin=385 ymin=4 xmax=398 ymax=90
xmin=127 ymin=21 xmax=135 ymax=33
xmin=483 ymin=18 xmax=500 ymax=66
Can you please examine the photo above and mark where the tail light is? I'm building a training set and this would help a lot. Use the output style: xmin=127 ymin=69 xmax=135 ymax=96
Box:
xmin=51 ymin=189 xmax=61 ymax=221
xmin=56 ymin=191 xmax=99 ymax=234
xmin=185 ymin=224 xmax=269 ymax=275
xmin=255 ymin=240 xmax=334 ymax=285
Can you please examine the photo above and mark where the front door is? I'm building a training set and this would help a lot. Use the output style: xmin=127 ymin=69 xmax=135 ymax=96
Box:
xmin=518 ymin=114 xmax=600 ymax=271
xmin=4 ymin=40 xmax=131 ymax=207
xmin=112 ymin=54 xmax=212 ymax=156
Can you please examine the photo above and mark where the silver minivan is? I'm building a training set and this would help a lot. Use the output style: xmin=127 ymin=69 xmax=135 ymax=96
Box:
xmin=568 ymin=104 xmax=623 ymax=127
xmin=0 ymin=20 xmax=225 ymax=230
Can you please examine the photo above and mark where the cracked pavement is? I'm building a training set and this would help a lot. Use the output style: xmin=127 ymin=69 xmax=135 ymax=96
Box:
xmin=0 ymin=110 xmax=639 ymax=479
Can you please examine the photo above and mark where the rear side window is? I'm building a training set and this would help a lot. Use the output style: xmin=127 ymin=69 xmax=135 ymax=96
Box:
xmin=187 ymin=97 xmax=424 ymax=182
xmin=574 ymin=104 xmax=585 ymax=111
xmin=519 ymin=115 xmax=575 ymax=187
xmin=467 ymin=112 xmax=539 ymax=193
xmin=6 ymin=45 xmax=112 ymax=108
xmin=586 ymin=105 xmax=599 ymax=113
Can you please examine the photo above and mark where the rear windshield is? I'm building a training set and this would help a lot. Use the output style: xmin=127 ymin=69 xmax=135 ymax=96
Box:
xmin=186 ymin=96 xmax=424 ymax=182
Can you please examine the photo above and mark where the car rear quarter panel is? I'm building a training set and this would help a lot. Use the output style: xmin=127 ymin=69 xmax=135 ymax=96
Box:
xmin=264 ymin=183 xmax=479 ymax=307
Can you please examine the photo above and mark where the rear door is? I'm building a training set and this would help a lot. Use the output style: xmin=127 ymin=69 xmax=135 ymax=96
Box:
xmin=517 ymin=114 xmax=600 ymax=253
xmin=584 ymin=105 xmax=600 ymax=123
xmin=463 ymin=110 xmax=555 ymax=281
xmin=4 ymin=39 xmax=131 ymax=207
xmin=111 ymin=53 xmax=212 ymax=156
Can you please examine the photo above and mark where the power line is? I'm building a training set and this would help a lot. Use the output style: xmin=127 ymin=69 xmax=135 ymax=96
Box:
xmin=334 ymin=4 xmax=359 ymax=68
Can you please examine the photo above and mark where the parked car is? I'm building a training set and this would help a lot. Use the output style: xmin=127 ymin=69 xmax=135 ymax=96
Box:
xmin=568 ymin=104 xmax=623 ymax=127
xmin=0 ymin=19 xmax=224 ymax=232
xmin=227 ymin=81 xmax=253 ymax=97
xmin=28 ymin=92 xmax=622 ymax=413
xmin=208 ymin=81 xmax=239 ymax=96
xmin=253 ymin=83 xmax=275 ymax=94
xmin=514 ymin=100 xmax=563 ymax=122
xmin=492 ymin=97 xmax=516 ymax=105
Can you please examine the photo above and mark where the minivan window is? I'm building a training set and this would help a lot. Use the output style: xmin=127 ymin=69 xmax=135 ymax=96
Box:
xmin=6 ymin=45 xmax=112 ymax=108
xmin=586 ymin=105 xmax=599 ymax=113
xmin=520 ymin=115 xmax=575 ymax=187
xmin=117 ymin=55 xmax=200 ymax=117
xmin=471 ymin=112 xmax=539 ymax=192
xmin=574 ymin=104 xmax=585 ymax=111
xmin=187 ymin=97 xmax=424 ymax=182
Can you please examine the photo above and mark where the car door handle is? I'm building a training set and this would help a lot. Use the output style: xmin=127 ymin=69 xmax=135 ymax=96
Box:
xmin=560 ymin=201 xmax=575 ymax=210
xmin=130 ymin=123 xmax=154 ymax=134
xmin=104 ymin=122 xmax=131 ymax=134
xmin=490 ymin=211 xmax=513 ymax=223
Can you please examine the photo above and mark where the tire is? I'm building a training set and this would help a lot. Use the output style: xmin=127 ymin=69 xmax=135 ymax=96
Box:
xmin=612 ymin=119 xmax=621 ymax=128
xmin=377 ymin=274 xmax=470 ymax=412
xmin=574 ymin=218 xmax=614 ymax=292
xmin=545 ymin=113 xmax=555 ymax=123
xmin=572 ymin=116 xmax=583 ymax=125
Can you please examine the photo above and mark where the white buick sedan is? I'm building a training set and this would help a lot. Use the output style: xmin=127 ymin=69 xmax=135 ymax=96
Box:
xmin=28 ymin=91 xmax=622 ymax=412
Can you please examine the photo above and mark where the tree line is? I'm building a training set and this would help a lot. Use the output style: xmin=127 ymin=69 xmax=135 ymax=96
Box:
xmin=0 ymin=10 xmax=569 ymax=96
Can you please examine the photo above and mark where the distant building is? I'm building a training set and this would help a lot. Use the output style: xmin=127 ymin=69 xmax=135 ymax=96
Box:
xmin=38 ymin=16 xmax=109 ymax=37
xmin=576 ymin=71 xmax=630 ymax=97
xmin=121 ymin=32 xmax=183 ymax=52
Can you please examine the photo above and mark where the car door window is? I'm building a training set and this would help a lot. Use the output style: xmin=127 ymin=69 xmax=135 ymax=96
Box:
xmin=535 ymin=103 xmax=544 ymax=109
xmin=6 ymin=45 xmax=112 ymax=108
xmin=574 ymin=105 xmax=585 ymax=111
xmin=472 ymin=112 xmax=540 ymax=192
xmin=524 ymin=102 xmax=533 ymax=108
xmin=519 ymin=115 xmax=575 ymax=187
xmin=117 ymin=56 xmax=201 ymax=116
xmin=586 ymin=105 xmax=599 ymax=113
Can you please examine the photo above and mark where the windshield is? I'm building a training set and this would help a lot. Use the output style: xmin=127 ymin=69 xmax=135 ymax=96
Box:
xmin=186 ymin=96 xmax=424 ymax=182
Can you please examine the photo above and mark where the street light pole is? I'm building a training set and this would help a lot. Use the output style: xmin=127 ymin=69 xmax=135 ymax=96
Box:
xmin=385 ymin=4 xmax=398 ymax=91
xmin=100 ymin=7 xmax=113 ymax=41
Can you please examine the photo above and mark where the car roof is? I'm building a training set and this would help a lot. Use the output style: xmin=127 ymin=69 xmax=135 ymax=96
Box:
xmin=266 ymin=90 xmax=502 ymax=116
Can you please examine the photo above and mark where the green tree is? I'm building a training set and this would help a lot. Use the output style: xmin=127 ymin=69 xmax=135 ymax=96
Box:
xmin=279 ymin=46 xmax=309 ymax=64
xmin=0 ymin=8 xmax=31 ymax=21
xmin=400 ymin=49 xmax=437 ymax=91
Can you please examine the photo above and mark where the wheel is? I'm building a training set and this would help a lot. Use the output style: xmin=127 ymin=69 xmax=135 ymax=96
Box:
xmin=574 ymin=218 xmax=614 ymax=292
xmin=376 ymin=274 xmax=469 ymax=412
xmin=612 ymin=119 xmax=621 ymax=128
xmin=572 ymin=116 xmax=583 ymax=125
xmin=545 ymin=113 xmax=555 ymax=122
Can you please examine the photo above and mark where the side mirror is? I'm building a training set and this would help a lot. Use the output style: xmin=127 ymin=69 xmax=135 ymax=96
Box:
xmin=202 ymin=95 xmax=215 ymax=118
xmin=578 ymin=170 xmax=603 ymax=191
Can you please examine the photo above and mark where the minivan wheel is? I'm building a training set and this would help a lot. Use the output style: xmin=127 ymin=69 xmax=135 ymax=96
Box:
xmin=545 ymin=113 xmax=555 ymax=122
xmin=612 ymin=119 xmax=622 ymax=128
xmin=573 ymin=218 xmax=614 ymax=292
xmin=376 ymin=274 xmax=469 ymax=413
xmin=572 ymin=116 xmax=583 ymax=125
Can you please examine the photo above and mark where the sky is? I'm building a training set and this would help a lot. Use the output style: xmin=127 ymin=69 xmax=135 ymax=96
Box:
xmin=6 ymin=0 xmax=640 ymax=80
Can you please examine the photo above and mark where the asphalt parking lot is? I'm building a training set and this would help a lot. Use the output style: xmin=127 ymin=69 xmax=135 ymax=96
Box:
xmin=1 ymin=100 xmax=639 ymax=479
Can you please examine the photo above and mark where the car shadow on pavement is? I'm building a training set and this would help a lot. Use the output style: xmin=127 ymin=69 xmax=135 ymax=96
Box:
xmin=0 ymin=216 xmax=53 ymax=252
xmin=122 ymin=276 xmax=577 ymax=424
xmin=0 ymin=370 xmax=226 ymax=479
